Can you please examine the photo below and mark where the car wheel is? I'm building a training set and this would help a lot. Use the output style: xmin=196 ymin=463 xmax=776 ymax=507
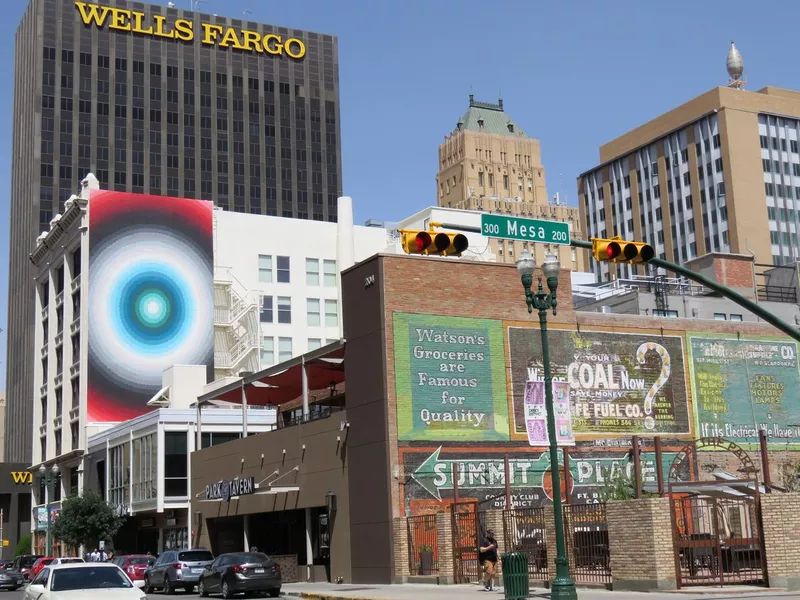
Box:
xmin=184 ymin=585 xmax=194 ymax=593
xmin=198 ymin=580 xmax=209 ymax=598
xmin=164 ymin=575 xmax=175 ymax=595
xmin=221 ymin=578 xmax=233 ymax=599
xmin=268 ymin=590 xmax=280 ymax=598
xmin=143 ymin=576 xmax=153 ymax=594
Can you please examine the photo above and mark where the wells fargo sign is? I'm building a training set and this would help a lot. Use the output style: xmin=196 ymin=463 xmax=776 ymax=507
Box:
xmin=74 ymin=2 xmax=306 ymax=59
xmin=11 ymin=472 xmax=32 ymax=485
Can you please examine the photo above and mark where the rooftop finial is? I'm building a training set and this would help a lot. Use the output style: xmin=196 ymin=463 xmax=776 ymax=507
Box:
xmin=726 ymin=40 xmax=745 ymax=90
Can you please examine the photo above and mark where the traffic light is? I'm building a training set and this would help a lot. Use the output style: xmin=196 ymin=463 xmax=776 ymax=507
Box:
xmin=591 ymin=236 xmax=654 ymax=263
xmin=399 ymin=229 xmax=469 ymax=256
xmin=400 ymin=230 xmax=433 ymax=254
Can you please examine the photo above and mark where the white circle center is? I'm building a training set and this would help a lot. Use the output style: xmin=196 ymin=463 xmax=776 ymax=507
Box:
xmin=146 ymin=300 xmax=161 ymax=316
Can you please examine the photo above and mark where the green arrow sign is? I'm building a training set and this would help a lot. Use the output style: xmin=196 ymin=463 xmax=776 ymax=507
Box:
xmin=481 ymin=213 xmax=571 ymax=245
xmin=410 ymin=446 xmax=677 ymax=501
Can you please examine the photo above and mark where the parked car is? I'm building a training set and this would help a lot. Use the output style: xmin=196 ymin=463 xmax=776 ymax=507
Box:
xmin=198 ymin=552 xmax=281 ymax=599
xmin=11 ymin=555 xmax=43 ymax=580
xmin=143 ymin=548 xmax=214 ymax=594
xmin=0 ymin=567 xmax=24 ymax=591
xmin=113 ymin=555 xmax=155 ymax=588
xmin=23 ymin=563 xmax=146 ymax=600
xmin=28 ymin=557 xmax=55 ymax=579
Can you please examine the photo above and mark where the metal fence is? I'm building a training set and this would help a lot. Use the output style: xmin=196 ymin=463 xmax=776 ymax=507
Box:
xmin=452 ymin=503 xmax=486 ymax=583
xmin=670 ymin=492 xmax=766 ymax=587
xmin=502 ymin=507 xmax=549 ymax=582
xmin=563 ymin=503 xmax=611 ymax=585
xmin=406 ymin=514 xmax=439 ymax=576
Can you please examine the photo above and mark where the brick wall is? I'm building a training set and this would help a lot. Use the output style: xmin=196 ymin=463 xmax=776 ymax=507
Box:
xmin=761 ymin=492 xmax=800 ymax=590
xmin=606 ymin=498 xmax=676 ymax=591
xmin=435 ymin=512 xmax=454 ymax=583
xmin=391 ymin=518 xmax=410 ymax=581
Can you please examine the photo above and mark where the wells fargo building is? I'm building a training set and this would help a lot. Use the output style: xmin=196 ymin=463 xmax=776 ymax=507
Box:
xmin=7 ymin=0 xmax=341 ymax=461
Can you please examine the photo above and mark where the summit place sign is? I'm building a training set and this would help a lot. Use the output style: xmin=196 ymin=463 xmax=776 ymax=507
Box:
xmin=75 ymin=2 xmax=307 ymax=59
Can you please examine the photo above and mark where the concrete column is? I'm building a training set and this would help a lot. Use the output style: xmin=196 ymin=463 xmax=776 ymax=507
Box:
xmin=606 ymin=498 xmax=676 ymax=591
xmin=241 ymin=386 xmax=249 ymax=437
xmin=305 ymin=507 xmax=313 ymax=581
xmin=435 ymin=512 xmax=454 ymax=584
xmin=301 ymin=359 xmax=309 ymax=418
xmin=195 ymin=402 xmax=202 ymax=450
xmin=391 ymin=517 xmax=410 ymax=582
xmin=243 ymin=514 xmax=250 ymax=551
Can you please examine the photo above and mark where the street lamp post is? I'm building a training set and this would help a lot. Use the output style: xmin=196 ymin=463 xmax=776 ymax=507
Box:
xmin=38 ymin=465 xmax=60 ymax=556
xmin=516 ymin=250 xmax=578 ymax=600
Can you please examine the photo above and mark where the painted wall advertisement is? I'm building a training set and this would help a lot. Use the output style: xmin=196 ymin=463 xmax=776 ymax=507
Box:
xmin=689 ymin=336 xmax=800 ymax=446
xmin=402 ymin=447 xmax=678 ymax=513
xmin=508 ymin=328 xmax=690 ymax=436
xmin=393 ymin=313 xmax=509 ymax=441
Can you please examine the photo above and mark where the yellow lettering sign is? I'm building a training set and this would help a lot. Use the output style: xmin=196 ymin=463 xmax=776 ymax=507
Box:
xmin=11 ymin=472 xmax=32 ymax=485
xmin=75 ymin=2 xmax=306 ymax=59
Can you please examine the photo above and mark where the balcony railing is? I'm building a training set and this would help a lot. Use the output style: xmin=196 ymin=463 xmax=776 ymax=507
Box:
xmin=757 ymin=284 xmax=798 ymax=303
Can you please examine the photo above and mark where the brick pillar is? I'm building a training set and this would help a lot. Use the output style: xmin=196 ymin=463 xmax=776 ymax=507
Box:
xmin=392 ymin=517 xmax=410 ymax=582
xmin=543 ymin=507 xmax=557 ymax=581
xmin=484 ymin=510 xmax=505 ymax=583
xmin=761 ymin=492 xmax=800 ymax=590
xmin=606 ymin=498 xmax=676 ymax=591
xmin=436 ymin=512 xmax=454 ymax=584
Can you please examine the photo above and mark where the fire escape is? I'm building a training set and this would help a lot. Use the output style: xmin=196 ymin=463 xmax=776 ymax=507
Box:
xmin=213 ymin=267 xmax=262 ymax=379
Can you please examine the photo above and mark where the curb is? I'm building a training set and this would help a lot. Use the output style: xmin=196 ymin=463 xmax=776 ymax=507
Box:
xmin=285 ymin=593 xmax=390 ymax=600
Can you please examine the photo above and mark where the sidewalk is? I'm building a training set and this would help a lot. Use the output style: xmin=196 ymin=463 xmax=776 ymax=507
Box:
xmin=282 ymin=582 xmax=800 ymax=600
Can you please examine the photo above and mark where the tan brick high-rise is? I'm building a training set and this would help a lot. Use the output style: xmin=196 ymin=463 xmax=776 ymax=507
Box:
xmin=578 ymin=85 xmax=800 ymax=282
xmin=437 ymin=95 xmax=587 ymax=271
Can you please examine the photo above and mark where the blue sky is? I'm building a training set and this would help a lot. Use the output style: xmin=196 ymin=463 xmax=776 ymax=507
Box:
xmin=2 ymin=0 xmax=800 ymax=388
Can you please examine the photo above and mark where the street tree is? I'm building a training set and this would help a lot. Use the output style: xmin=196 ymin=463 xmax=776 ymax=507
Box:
xmin=51 ymin=491 xmax=125 ymax=551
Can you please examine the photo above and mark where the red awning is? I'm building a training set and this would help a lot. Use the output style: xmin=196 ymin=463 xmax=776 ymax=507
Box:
xmin=207 ymin=344 xmax=345 ymax=406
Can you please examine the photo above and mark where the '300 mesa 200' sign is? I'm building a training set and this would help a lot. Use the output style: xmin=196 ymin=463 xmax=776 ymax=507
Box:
xmin=205 ymin=477 xmax=256 ymax=503
xmin=75 ymin=2 xmax=306 ymax=59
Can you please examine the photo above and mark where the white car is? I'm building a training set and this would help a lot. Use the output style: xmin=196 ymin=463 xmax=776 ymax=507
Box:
xmin=24 ymin=563 xmax=146 ymax=600
xmin=49 ymin=558 xmax=85 ymax=567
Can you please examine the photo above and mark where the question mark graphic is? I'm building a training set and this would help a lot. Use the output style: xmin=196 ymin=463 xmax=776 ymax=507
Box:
xmin=635 ymin=342 xmax=671 ymax=430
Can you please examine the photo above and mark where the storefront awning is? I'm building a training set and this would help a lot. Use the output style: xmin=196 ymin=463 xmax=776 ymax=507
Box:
xmin=197 ymin=340 xmax=345 ymax=406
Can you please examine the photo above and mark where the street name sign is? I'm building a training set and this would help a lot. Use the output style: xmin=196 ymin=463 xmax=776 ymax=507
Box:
xmin=480 ymin=214 xmax=571 ymax=245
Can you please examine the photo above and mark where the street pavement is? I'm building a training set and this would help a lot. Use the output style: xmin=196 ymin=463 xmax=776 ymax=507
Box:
xmin=5 ymin=583 xmax=800 ymax=600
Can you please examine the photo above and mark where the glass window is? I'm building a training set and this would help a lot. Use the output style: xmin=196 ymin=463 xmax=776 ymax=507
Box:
xmin=323 ymin=260 xmax=337 ymax=287
xmin=713 ymin=313 xmax=727 ymax=321
xmin=277 ymin=297 xmax=291 ymax=324
xmin=132 ymin=433 xmax=156 ymax=502
xmin=261 ymin=336 xmax=274 ymax=367
xmin=307 ymin=299 xmax=320 ymax=326
xmin=308 ymin=338 xmax=322 ymax=351
xmin=258 ymin=255 xmax=272 ymax=283
xmin=324 ymin=300 xmax=338 ymax=327
xmin=306 ymin=258 xmax=320 ymax=285
xmin=278 ymin=337 xmax=292 ymax=362
xmin=164 ymin=431 xmax=188 ymax=497
xmin=277 ymin=256 xmax=290 ymax=283
xmin=729 ymin=314 xmax=743 ymax=322
xmin=260 ymin=297 xmax=273 ymax=323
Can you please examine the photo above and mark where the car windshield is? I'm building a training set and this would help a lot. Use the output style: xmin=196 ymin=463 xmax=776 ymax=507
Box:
xmin=233 ymin=553 xmax=269 ymax=564
xmin=50 ymin=566 xmax=133 ymax=591
xmin=130 ymin=557 xmax=155 ymax=566
xmin=178 ymin=551 xmax=213 ymax=562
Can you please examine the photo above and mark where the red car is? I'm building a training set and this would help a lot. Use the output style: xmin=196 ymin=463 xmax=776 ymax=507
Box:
xmin=28 ymin=557 xmax=55 ymax=579
xmin=113 ymin=554 xmax=156 ymax=586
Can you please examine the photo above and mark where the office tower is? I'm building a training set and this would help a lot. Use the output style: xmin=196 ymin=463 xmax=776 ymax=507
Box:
xmin=7 ymin=0 xmax=341 ymax=461
xmin=437 ymin=94 xmax=587 ymax=271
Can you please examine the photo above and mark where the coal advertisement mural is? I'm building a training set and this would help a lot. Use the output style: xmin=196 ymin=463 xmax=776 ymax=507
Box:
xmin=393 ymin=313 xmax=509 ymax=441
xmin=401 ymin=447 xmax=678 ymax=513
xmin=689 ymin=336 xmax=800 ymax=446
xmin=508 ymin=328 xmax=691 ymax=436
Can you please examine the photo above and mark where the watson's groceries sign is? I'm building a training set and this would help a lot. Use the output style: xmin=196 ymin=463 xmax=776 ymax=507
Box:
xmin=508 ymin=328 xmax=691 ymax=436
xmin=393 ymin=313 xmax=510 ymax=442
xmin=75 ymin=2 xmax=306 ymax=58
xmin=690 ymin=336 xmax=800 ymax=446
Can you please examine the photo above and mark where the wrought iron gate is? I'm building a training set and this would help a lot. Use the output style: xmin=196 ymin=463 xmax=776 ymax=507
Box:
xmin=451 ymin=501 xmax=485 ymax=583
xmin=669 ymin=481 xmax=767 ymax=588
xmin=502 ymin=507 xmax=548 ymax=582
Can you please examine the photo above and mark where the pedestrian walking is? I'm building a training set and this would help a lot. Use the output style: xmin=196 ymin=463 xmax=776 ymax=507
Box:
xmin=479 ymin=529 xmax=498 ymax=591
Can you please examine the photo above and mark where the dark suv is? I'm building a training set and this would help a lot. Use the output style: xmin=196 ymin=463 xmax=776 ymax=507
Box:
xmin=11 ymin=555 xmax=43 ymax=580
xmin=144 ymin=548 xmax=214 ymax=594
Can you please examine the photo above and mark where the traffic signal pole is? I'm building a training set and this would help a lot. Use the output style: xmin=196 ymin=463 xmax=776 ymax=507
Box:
xmin=425 ymin=222 xmax=800 ymax=345
xmin=570 ymin=239 xmax=800 ymax=345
